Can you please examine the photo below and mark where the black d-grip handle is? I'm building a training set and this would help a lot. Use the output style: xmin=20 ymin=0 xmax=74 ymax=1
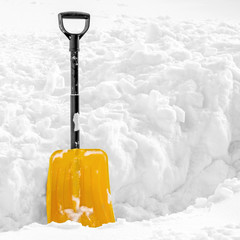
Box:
xmin=58 ymin=11 xmax=90 ymax=40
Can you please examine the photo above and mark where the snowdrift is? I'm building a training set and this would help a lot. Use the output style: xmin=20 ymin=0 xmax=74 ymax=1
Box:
xmin=0 ymin=15 xmax=240 ymax=235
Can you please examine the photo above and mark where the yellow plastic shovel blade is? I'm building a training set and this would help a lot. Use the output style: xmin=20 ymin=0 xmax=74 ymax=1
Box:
xmin=46 ymin=149 xmax=115 ymax=227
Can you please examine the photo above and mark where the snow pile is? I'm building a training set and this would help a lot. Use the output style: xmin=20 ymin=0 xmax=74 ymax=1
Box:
xmin=0 ymin=15 xmax=240 ymax=232
xmin=1 ymin=178 xmax=240 ymax=239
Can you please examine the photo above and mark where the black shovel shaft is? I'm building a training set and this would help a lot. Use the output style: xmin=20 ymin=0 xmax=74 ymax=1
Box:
xmin=70 ymin=50 xmax=80 ymax=148
xmin=70 ymin=49 xmax=80 ymax=149
xmin=71 ymin=50 xmax=79 ymax=94
xmin=71 ymin=94 xmax=79 ymax=149
xmin=58 ymin=11 xmax=90 ymax=149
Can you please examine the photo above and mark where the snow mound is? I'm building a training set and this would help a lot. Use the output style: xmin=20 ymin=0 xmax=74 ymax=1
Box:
xmin=1 ymin=179 xmax=240 ymax=239
xmin=1 ymin=16 xmax=240 ymax=231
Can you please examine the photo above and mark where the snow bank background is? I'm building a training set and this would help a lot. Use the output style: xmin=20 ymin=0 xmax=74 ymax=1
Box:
xmin=1 ymin=0 xmax=240 ymax=234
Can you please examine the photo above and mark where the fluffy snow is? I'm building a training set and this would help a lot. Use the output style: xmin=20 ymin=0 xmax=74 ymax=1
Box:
xmin=1 ymin=0 xmax=240 ymax=239
xmin=1 ymin=179 xmax=240 ymax=239
xmin=64 ymin=196 xmax=94 ymax=222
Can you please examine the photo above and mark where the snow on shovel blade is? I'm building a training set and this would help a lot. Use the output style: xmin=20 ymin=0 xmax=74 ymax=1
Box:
xmin=46 ymin=149 xmax=115 ymax=227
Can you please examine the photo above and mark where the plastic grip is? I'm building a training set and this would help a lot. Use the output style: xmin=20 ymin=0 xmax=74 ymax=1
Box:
xmin=58 ymin=11 xmax=90 ymax=39
xmin=59 ymin=11 xmax=90 ymax=19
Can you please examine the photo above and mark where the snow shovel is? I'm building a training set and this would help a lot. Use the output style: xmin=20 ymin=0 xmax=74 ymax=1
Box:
xmin=46 ymin=12 xmax=115 ymax=227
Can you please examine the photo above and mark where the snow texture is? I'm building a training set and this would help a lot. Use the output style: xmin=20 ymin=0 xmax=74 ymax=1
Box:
xmin=1 ymin=0 xmax=240 ymax=238
xmin=1 ymin=179 xmax=240 ymax=239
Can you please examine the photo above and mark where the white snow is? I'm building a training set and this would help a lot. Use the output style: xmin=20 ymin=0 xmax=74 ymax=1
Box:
xmin=52 ymin=150 xmax=68 ymax=162
xmin=63 ymin=196 xmax=94 ymax=222
xmin=0 ymin=0 xmax=240 ymax=239
xmin=73 ymin=113 xmax=80 ymax=131
xmin=1 ymin=182 xmax=240 ymax=239
xmin=84 ymin=150 xmax=104 ymax=156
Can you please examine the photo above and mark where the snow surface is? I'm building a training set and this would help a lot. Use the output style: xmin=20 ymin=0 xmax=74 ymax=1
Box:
xmin=1 ymin=0 xmax=240 ymax=239
xmin=1 ymin=179 xmax=240 ymax=239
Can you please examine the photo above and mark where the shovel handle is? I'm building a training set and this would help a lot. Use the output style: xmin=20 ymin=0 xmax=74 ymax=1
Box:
xmin=58 ymin=11 xmax=90 ymax=39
